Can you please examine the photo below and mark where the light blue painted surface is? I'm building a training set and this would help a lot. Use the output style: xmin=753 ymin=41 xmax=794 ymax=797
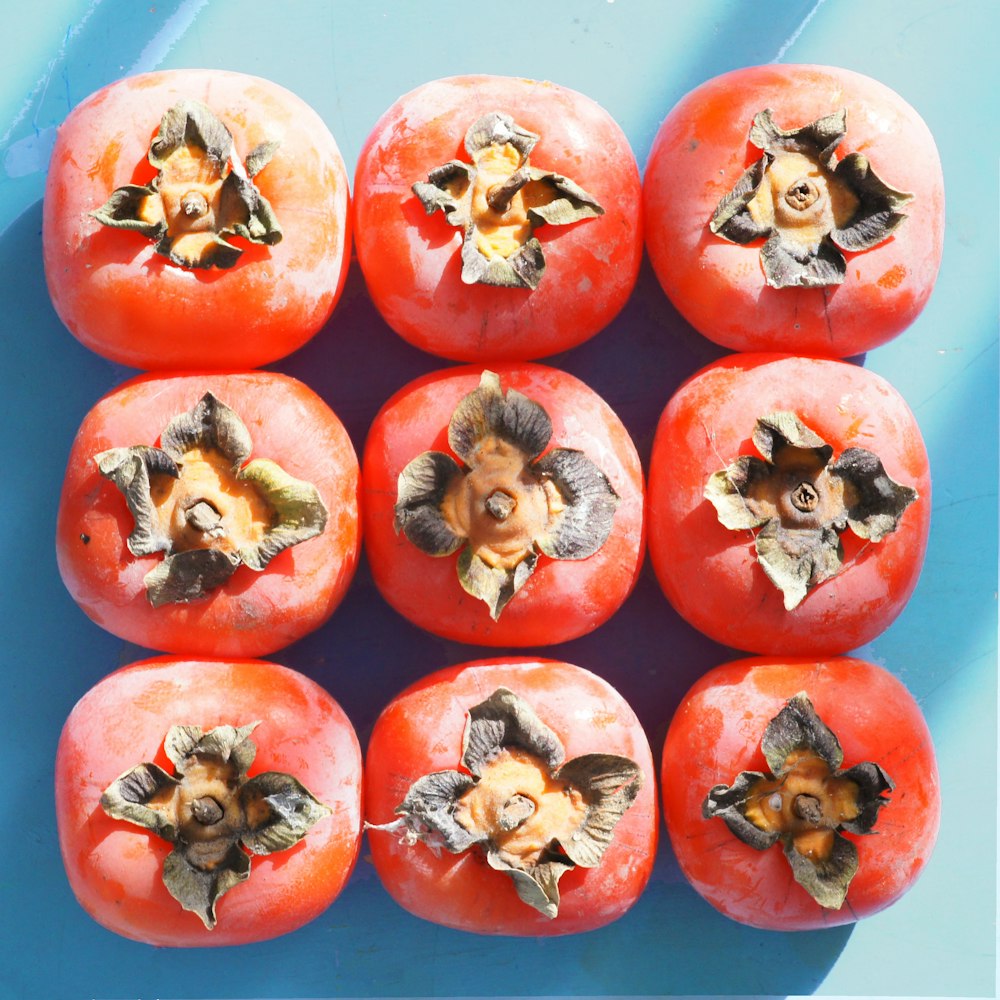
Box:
xmin=1 ymin=1 xmax=995 ymax=997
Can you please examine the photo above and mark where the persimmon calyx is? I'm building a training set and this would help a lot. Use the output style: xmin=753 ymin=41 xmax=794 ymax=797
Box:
xmin=365 ymin=688 xmax=642 ymax=918
xmin=705 ymin=411 xmax=916 ymax=609
xmin=100 ymin=722 xmax=330 ymax=929
xmin=95 ymin=392 xmax=327 ymax=607
xmin=703 ymin=693 xmax=893 ymax=910
xmin=412 ymin=111 xmax=604 ymax=289
xmin=394 ymin=371 xmax=619 ymax=620
xmin=91 ymin=100 xmax=282 ymax=269
xmin=709 ymin=108 xmax=912 ymax=288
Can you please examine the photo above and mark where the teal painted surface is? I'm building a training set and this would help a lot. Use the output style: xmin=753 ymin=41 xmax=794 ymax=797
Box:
xmin=1 ymin=1 xmax=995 ymax=997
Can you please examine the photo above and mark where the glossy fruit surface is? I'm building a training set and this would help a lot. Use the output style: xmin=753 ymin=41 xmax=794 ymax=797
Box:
xmin=44 ymin=69 xmax=351 ymax=369
xmin=644 ymin=64 xmax=943 ymax=357
xmin=57 ymin=371 xmax=360 ymax=657
xmin=354 ymin=74 xmax=642 ymax=361
xmin=365 ymin=657 xmax=658 ymax=935
xmin=362 ymin=363 xmax=645 ymax=645
xmin=55 ymin=656 xmax=363 ymax=946
xmin=647 ymin=353 xmax=930 ymax=655
xmin=661 ymin=655 xmax=939 ymax=930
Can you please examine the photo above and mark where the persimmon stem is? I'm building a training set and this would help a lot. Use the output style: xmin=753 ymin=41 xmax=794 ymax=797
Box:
xmin=191 ymin=796 xmax=224 ymax=825
xmin=793 ymin=793 xmax=823 ymax=825
xmin=487 ymin=167 xmax=531 ymax=213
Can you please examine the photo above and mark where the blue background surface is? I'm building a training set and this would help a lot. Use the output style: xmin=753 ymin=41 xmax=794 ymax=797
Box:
xmin=1 ymin=1 xmax=996 ymax=997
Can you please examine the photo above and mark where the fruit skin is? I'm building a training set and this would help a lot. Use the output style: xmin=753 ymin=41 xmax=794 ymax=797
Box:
xmin=362 ymin=362 xmax=645 ymax=646
xmin=56 ymin=371 xmax=361 ymax=658
xmin=646 ymin=353 xmax=930 ymax=655
xmin=43 ymin=69 xmax=351 ymax=370
xmin=55 ymin=656 xmax=363 ymax=947
xmin=643 ymin=64 xmax=944 ymax=357
xmin=661 ymin=655 xmax=940 ymax=931
xmin=365 ymin=657 xmax=658 ymax=936
xmin=353 ymin=74 xmax=642 ymax=361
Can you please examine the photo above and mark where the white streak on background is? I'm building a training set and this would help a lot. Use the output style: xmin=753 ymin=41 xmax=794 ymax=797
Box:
xmin=127 ymin=0 xmax=209 ymax=75
xmin=2 ymin=0 xmax=208 ymax=178
xmin=770 ymin=0 xmax=828 ymax=62
xmin=1 ymin=0 xmax=102 ymax=146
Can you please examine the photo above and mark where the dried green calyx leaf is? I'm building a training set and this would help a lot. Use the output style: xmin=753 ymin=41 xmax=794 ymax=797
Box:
xmin=366 ymin=688 xmax=642 ymax=919
xmin=705 ymin=411 xmax=916 ymax=609
xmin=413 ymin=111 xmax=604 ymax=289
xmin=703 ymin=693 xmax=893 ymax=910
xmin=96 ymin=391 xmax=327 ymax=606
xmin=394 ymin=371 xmax=619 ymax=620
xmin=710 ymin=108 xmax=913 ymax=288
xmin=92 ymin=100 xmax=281 ymax=269
xmin=101 ymin=722 xmax=330 ymax=929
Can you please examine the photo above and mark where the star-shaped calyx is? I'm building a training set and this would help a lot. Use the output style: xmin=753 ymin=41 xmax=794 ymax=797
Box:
xmin=709 ymin=108 xmax=912 ymax=288
xmin=96 ymin=392 xmax=327 ymax=606
xmin=703 ymin=693 xmax=893 ymax=910
xmin=101 ymin=722 xmax=330 ymax=928
xmin=367 ymin=688 xmax=642 ymax=918
xmin=413 ymin=111 xmax=604 ymax=289
xmin=394 ymin=371 xmax=620 ymax=620
xmin=92 ymin=100 xmax=281 ymax=268
xmin=705 ymin=411 xmax=917 ymax=609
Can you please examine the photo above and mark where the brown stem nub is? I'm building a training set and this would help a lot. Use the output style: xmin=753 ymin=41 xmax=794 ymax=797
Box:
xmin=484 ymin=489 xmax=517 ymax=522
xmin=487 ymin=167 xmax=532 ymax=214
xmin=793 ymin=793 xmax=824 ymax=825
xmin=181 ymin=191 xmax=210 ymax=218
xmin=791 ymin=482 xmax=819 ymax=513
xmin=785 ymin=178 xmax=820 ymax=211
xmin=186 ymin=500 xmax=224 ymax=534
xmin=191 ymin=796 xmax=224 ymax=825
xmin=499 ymin=793 xmax=536 ymax=831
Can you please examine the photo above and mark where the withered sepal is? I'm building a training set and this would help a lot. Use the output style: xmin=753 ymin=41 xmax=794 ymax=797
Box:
xmin=703 ymin=693 xmax=894 ymax=910
xmin=367 ymin=688 xmax=642 ymax=918
xmin=96 ymin=392 xmax=327 ymax=606
xmin=394 ymin=372 xmax=619 ymax=620
xmin=413 ymin=111 xmax=604 ymax=289
xmin=705 ymin=411 xmax=916 ymax=609
xmin=92 ymin=100 xmax=282 ymax=269
xmin=101 ymin=722 xmax=330 ymax=929
xmin=710 ymin=108 xmax=913 ymax=288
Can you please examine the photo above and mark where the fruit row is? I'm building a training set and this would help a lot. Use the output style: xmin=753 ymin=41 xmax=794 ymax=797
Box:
xmin=56 ymin=357 xmax=929 ymax=658
xmin=44 ymin=67 xmax=942 ymax=370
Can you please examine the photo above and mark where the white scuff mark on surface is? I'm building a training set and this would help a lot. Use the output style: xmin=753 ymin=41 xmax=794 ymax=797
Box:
xmin=127 ymin=0 xmax=210 ymax=76
xmin=1 ymin=0 xmax=101 ymax=147
xmin=770 ymin=0 xmax=828 ymax=63
xmin=4 ymin=127 xmax=57 ymax=178
xmin=1 ymin=0 xmax=209 ymax=180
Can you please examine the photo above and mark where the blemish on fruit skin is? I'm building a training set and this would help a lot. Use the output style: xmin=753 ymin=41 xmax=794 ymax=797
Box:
xmin=844 ymin=417 xmax=866 ymax=440
xmin=878 ymin=264 xmax=906 ymax=289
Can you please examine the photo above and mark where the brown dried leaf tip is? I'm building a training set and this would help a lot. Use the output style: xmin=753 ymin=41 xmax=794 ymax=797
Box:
xmin=92 ymin=100 xmax=281 ymax=268
xmin=705 ymin=411 xmax=916 ymax=609
xmin=101 ymin=722 xmax=330 ymax=928
xmin=709 ymin=109 xmax=912 ymax=288
xmin=703 ymin=693 xmax=893 ymax=910
xmin=394 ymin=371 xmax=619 ymax=620
xmin=413 ymin=111 xmax=604 ymax=288
xmin=95 ymin=392 xmax=327 ymax=606
xmin=366 ymin=688 xmax=642 ymax=918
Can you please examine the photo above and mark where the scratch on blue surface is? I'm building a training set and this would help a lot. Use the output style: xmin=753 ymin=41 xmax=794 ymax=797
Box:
xmin=1 ymin=0 xmax=208 ymax=181
xmin=770 ymin=0 xmax=828 ymax=62
xmin=1 ymin=0 xmax=101 ymax=147
xmin=127 ymin=0 xmax=209 ymax=76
